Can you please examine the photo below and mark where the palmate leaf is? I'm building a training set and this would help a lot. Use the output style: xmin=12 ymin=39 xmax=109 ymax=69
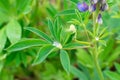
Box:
xmin=6 ymin=38 xmax=49 ymax=52
xmin=24 ymin=27 xmax=53 ymax=43
xmin=60 ymin=50 xmax=70 ymax=73
xmin=33 ymin=45 xmax=55 ymax=65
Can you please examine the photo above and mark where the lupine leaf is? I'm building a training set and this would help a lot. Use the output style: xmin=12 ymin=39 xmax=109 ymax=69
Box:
xmin=60 ymin=50 xmax=70 ymax=73
xmin=0 ymin=28 xmax=6 ymax=53
xmin=57 ymin=9 xmax=75 ymax=16
xmin=33 ymin=45 xmax=55 ymax=65
xmin=104 ymin=70 xmax=120 ymax=80
xmin=115 ymin=63 xmax=120 ymax=74
xmin=6 ymin=19 xmax=22 ymax=43
xmin=6 ymin=39 xmax=49 ymax=52
xmin=24 ymin=27 xmax=53 ymax=43
xmin=70 ymin=66 xmax=88 ymax=80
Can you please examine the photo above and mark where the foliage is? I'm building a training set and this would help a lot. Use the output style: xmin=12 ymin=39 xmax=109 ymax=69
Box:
xmin=0 ymin=0 xmax=120 ymax=80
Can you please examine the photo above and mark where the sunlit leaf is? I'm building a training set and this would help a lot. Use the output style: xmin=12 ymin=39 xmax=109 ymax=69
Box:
xmin=6 ymin=19 xmax=22 ymax=43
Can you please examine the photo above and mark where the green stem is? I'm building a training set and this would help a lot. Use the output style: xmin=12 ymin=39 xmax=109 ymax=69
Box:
xmin=93 ymin=43 xmax=104 ymax=80
xmin=92 ymin=5 xmax=104 ymax=80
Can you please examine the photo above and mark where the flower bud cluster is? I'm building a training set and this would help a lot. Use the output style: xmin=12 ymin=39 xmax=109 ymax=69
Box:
xmin=77 ymin=0 xmax=108 ymax=24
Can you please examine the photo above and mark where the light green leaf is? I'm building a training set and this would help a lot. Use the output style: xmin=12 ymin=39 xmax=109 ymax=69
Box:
xmin=16 ymin=0 xmax=32 ymax=14
xmin=57 ymin=9 xmax=75 ymax=16
xmin=24 ymin=27 xmax=53 ymax=43
xmin=60 ymin=50 xmax=70 ymax=73
xmin=115 ymin=63 xmax=120 ymax=74
xmin=33 ymin=45 xmax=55 ymax=65
xmin=100 ymin=38 xmax=115 ymax=62
xmin=0 ymin=28 xmax=7 ymax=53
xmin=70 ymin=66 xmax=88 ymax=80
xmin=6 ymin=39 xmax=49 ymax=52
xmin=0 ymin=61 xmax=3 ymax=73
xmin=107 ymin=46 xmax=120 ymax=64
xmin=104 ymin=70 xmax=120 ymax=80
xmin=6 ymin=19 xmax=22 ymax=43
xmin=76 ymin=48 xmax=93 ymax=68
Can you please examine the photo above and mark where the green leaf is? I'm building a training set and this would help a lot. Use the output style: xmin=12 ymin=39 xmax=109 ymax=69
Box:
xmin=115 ymin=63 xmax=120 ymax=74
xmin=60 ymin=50 xmax=70 ymax=73
xmin=76 ymin=48 xmax=93 ymax=68
xmin=70 ymin=66 xmax=88 ymax=80
xmin=63 ymin=42 xmax=89 ymax=49
xmin=48 ymin=19 xmax=56 ymax=38
xmin=54 ymin=17 xmax=61 ymax=41
xmin=20 ymin=53 xmax=27 ymax=67
xmin=104 ymin=70 xmax=120 ymax=80
xmin=107 ymin=46 xmax=120 ymax=64
xmin=57 ymin=9 xmax=75 ymax=16
xmin=16 ymin=0 xmax=32 ymax=14
xmin=24 ymin=27 xmax=53 ymax=43
xmin=33 ymin=45 xmax=55 ymax=65
xmin=100 ymin=38 xmax=115 ymax=62
xmin=15 ymin=53 xmax=21 ymax=67
xmin=0 ymin=28 xmax=7 ymax=53
xmin=6 ymin=39 xmax=49 ymax=52
xmin=0 ymin=61 xmax=4 ymax=72
xmin=6 ymin=19 xmax=22 ymax=43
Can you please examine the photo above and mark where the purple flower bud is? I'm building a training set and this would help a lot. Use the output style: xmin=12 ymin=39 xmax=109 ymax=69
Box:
xmin=89 ymin=4 xmax=96 ymax=12
xmin=77 ymin=2 xmax=89 ymax=12
xmin=96 ymin=14 xmax=103 ymax=24
xmin=100 ymin=3 xmax=108 ymax=11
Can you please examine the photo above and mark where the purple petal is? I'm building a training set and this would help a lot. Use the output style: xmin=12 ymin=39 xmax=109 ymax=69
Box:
xmin=96 ymin=14 xmax=103 ymax=24
xmin=77 ymin=2 xmax=89 ymax=12
xmin=100 ymin=3 xmax=108 ymax=11
xmin=89 ymin=4 xmax=96 ymax=12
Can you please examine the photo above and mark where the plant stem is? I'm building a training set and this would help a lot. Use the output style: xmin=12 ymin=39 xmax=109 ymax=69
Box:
xmin=92 ymin=7 xmax=104 ymax=80
xmin=93 ymin=43 xmax=104 ymax=80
